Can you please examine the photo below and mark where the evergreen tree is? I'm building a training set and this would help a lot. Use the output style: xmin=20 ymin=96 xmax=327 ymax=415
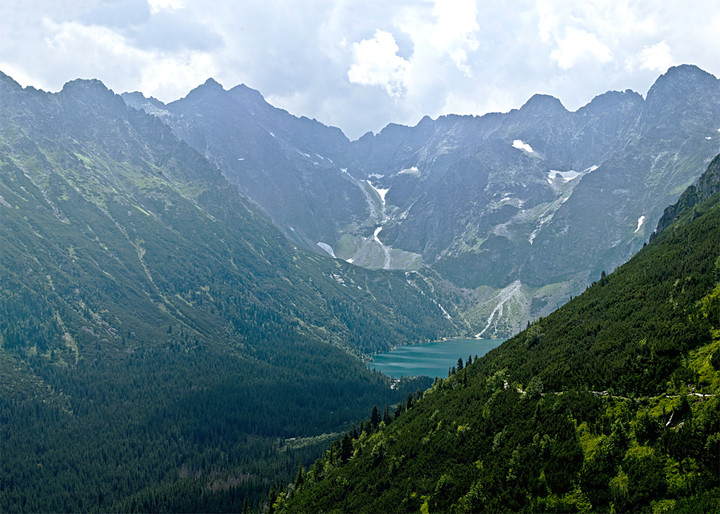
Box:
xmin=382 ymin=404 xmax=391 ymax=425
xmin=370 ymin=405 xmax=381 ymax=429
xmin=294 ymin=459 xmax=304 ymax=489
xmin=340 ymin=433 xmax=353 ymax=463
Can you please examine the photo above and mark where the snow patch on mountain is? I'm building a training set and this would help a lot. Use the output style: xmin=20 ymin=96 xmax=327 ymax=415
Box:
xmin=371 ymin=227 xmax=390 ymax=269
xmin=547 ymin=170 xmax=581 ymax=184
xmin=635 ymin=215 xmax=646 ymax=233
xmin=367 ymin=180 xmax=389 ymax=204
xmin=512 ymin=139 xmax=535 ymax=153
xmin=331 ymin=273 xmax=346 ymax=286
xmin=398 ymin=166 xmax=420 ymax=175
xmin=317 ymin=242 xmax=336 ymax=257
xmin=373 ymin=226 xmax=383 ymax=241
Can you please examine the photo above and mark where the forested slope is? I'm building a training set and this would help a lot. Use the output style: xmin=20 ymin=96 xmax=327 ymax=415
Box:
xmin=286 ymin=159 xmax=720 ymax=512
xmin=0 ymin=73 xmax=456 ymax=511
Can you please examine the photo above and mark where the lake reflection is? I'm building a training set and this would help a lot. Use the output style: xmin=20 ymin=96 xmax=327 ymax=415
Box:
xmin=368 ymin=339 xmax=503 ymax=379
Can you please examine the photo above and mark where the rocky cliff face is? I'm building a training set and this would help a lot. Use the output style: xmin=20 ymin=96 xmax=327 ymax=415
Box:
xmin=125 ymin=65 xmax=720 ymax=338
xmin=124 ymin=80 xmax=368 ymax=254
xmin=653 ymin=153 xmax=720 ymax=238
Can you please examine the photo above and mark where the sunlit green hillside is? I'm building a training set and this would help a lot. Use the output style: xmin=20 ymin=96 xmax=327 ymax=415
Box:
xmin=286 ymin=157 xmax=720 ymax=513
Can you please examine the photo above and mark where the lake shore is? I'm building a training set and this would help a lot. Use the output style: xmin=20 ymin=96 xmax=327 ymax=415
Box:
xmin=368 ymin=338 xmax=504 ymax=379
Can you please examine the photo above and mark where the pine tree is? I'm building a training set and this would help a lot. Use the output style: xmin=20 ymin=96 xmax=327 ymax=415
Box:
xmin=294 ymin=459 xmax=304 ymax=489
xmin=340 ymin=433 xmax=353 ymax=463
xmin=370 ymin=405 xmax=381 ymax=429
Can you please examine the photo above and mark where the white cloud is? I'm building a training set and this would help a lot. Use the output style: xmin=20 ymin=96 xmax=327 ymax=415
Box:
xmin=148 ymin=0 xmax=186 ymax=14
xmin=550 ymin=27 xmax=613 ymax=69
xmin=138 ymin=52 xmax=216 ymax=99
xmin=346 ymin=0 xmax=482 ymax=101
xmin=0 ymin=1 xmax=719 ymax=140
xmin=0 ymin=62 xmax=46 ymax=90
xmin=347 ymin=30 xmax=409 ymax=97
xmin=41 ymin=18 xmax=216 ymax=100
xmin=428 ymin=0 xmax=480 ymax=74
xmin=44 ymin=19 xmax=127 ymax=56
xmin=637 ymin=41 xmax=673 ymax=72
xmin=537 ymin=0 xmax=658 ymax=46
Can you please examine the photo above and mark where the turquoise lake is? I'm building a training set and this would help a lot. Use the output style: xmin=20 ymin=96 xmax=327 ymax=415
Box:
xmin=368 ymin=339 xmax=504 ymax=379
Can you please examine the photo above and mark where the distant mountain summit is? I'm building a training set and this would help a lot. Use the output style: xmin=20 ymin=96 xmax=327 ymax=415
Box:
xmin=124 ymin=65 xmax=720 ymax=338
xmin=518 ymin=93 xmax=568 ymax=115
xmin=125 ymin=78 xmax=360 ymax=254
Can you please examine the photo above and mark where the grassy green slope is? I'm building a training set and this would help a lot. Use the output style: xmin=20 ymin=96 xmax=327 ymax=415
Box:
xmin=286 ymin=166 xmax=720 ymax=512
xmin=0 ymin=74 xmax=456 ymax=511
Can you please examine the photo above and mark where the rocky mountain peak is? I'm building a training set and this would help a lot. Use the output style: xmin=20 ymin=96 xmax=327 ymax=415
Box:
xmin=0 ymin=70 xmax=22 ymax=93
xmin=59 ymin=78 xmax=127 ymax=116
xmin=60 ymin=78 xmax=112 ymax=96
xmin=582 ymin=89 xmax=643 ymax=111
xmin=195 ymin=77 xmax=223 ymax=91
xmin=662 ymin=63 xmax=716 ymax=83
xmin=646 ymin=64 xmax=718 ymax=103
xmin=518 ymin=93 xmax=567 ymax=116
xmin=121 ymin=91 xmax=171 ymax=119
xmin=181 ymin=77 xmax=227 ymax=103
xmin=120 ymin=65 xmax=720 ymax=339
xmin=228 ymin=83 xmax=266 ymax=105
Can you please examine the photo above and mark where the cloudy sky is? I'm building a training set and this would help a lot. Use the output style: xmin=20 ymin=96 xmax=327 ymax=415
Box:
xmin=2 ymin=0 xmax=719 ymax=139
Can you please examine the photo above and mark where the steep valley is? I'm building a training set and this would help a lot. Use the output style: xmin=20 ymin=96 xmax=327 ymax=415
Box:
xmin=286 ymin=154 xmax=720 ymax=513
xmin=126 ymin=65 xmax=720 ymax=338
xmin=0 ymin=72 xmax=454 ymax=511
xmin=1 ymin=64 xmax=720 ymax=512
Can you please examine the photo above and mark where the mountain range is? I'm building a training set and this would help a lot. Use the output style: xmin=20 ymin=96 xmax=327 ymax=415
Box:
xmin=125 ymin=64 xmax=720 ymax=338
xmin=0 ymin=70 xmax=454 ymax=511
xmin=1 ymin=64 xmax=719 ymax=511
xmin=285 ymin=154 xmax=720 ymax=513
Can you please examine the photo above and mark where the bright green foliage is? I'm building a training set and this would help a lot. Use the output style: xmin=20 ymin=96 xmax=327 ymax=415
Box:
xmin=287 ymin=169 xmax=720 ymax=511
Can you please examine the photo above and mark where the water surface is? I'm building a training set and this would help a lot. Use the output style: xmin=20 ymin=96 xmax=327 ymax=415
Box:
xmin=368 ymin=338 xmax=503 ymax=379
